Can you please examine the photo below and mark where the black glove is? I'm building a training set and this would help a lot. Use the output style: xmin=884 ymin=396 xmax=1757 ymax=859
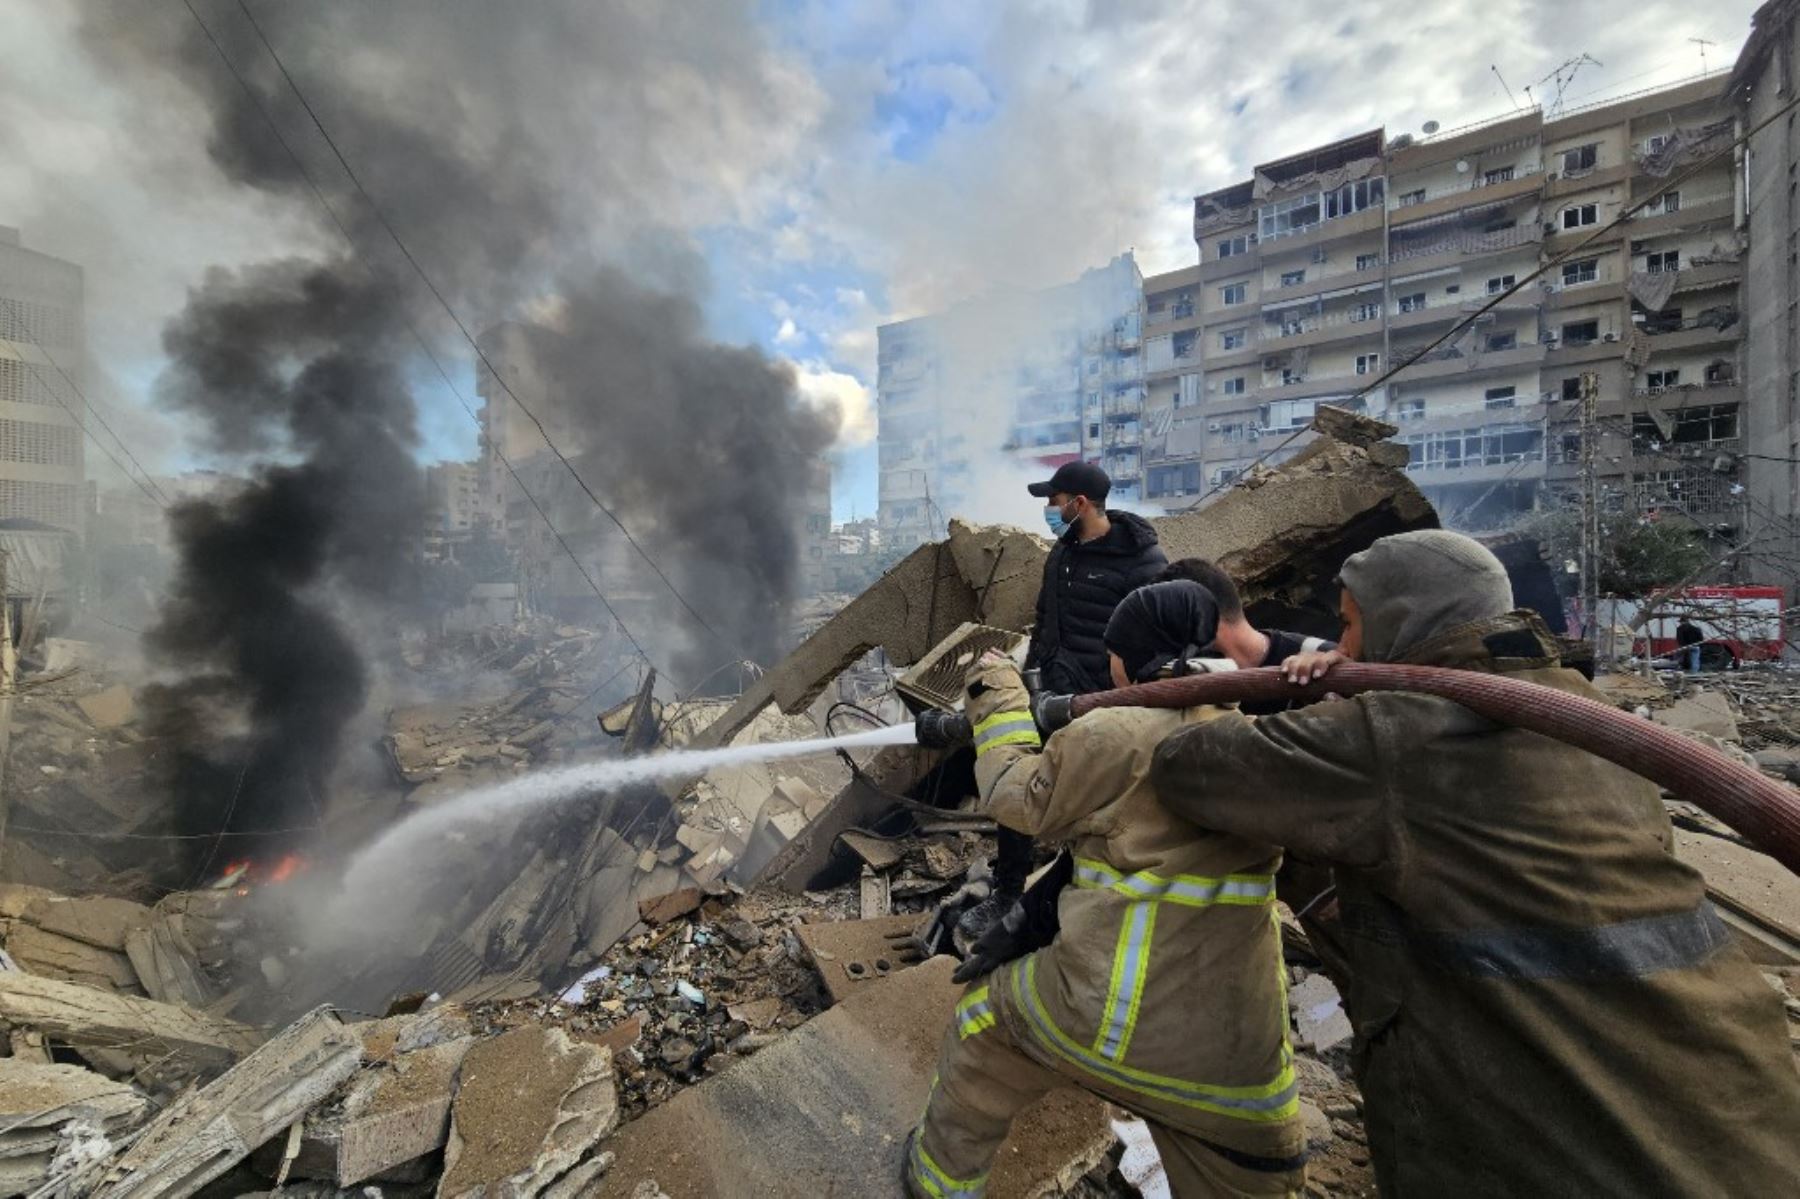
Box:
xmin=949 ymin=851 xmax=1073 ymax=984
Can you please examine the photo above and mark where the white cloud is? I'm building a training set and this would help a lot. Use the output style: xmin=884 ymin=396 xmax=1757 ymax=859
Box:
xmin=790 ymin=360 xmax=877 ymax=447
xmin=774 ymin=316 xmax=801 ymax=345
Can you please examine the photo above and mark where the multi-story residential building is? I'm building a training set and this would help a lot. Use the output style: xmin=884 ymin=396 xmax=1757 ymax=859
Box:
xmin=422 ymin=460 xmax=482 ymax=562
xmin=1734 ymin=0 xmax=1800 ymax=590
xmin=1148 ymin=77 xmax=1742 ymax=532
xmin=876 ymin=253 xmax=1145 ymax=547
xmin=0 ymin=227 xmax=85 ymax=536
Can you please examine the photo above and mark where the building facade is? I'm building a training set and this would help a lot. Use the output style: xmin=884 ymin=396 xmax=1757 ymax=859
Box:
xmin=0 ymin=227 xmax=85 ymax=537
xmin=876 ymin=253 xmax=1144 ymax=547
xmin=1145 ymin=78 xmax=1742 ymax=534
xmin=423 ymin=460 xmax=482 ymax=563
xmin=1733 ymin=0 xmax=1800 ymax=591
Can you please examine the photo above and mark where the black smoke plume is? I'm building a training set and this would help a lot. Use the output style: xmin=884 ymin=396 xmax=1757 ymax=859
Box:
xmin=76 ymin=2 xmax=844 ymax=852
xmin=514 ymin=271 xmax=840 ymax=681
xmin=143 ymin=260 xmax=422 ymax=863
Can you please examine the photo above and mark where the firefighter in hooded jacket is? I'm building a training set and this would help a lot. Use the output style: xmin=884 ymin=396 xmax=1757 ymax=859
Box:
xmin=905 ymin=581 xmax=1307 ymax=1199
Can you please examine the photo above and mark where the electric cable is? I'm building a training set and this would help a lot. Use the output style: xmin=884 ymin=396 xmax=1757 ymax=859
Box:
xmin=230 ymin=0 xmax=746 ymax=664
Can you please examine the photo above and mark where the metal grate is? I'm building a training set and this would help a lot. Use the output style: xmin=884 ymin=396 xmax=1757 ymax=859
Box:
xmin=895 ymin=623 xmax=1025 ymax=711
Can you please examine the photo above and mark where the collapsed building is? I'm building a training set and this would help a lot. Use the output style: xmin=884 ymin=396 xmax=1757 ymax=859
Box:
xmin=0 ymin=413 xmax=1794 ymax=1198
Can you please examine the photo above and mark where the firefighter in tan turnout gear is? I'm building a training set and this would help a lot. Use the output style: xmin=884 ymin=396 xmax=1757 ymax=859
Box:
xmin=905 ymin=581 xmax=1307 ymax=1199
xmin=1152 ymin=530 xmax=1800 ymax=1197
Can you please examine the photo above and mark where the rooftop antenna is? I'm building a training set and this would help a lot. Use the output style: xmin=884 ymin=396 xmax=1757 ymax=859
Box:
xmin=1531 ymin=54 xmax=1603 ymax=117
xmin=1690 ymin=37 xmax=1717 ymax=75
xmin=1492 ymin=64 xmax=1522 ymax=109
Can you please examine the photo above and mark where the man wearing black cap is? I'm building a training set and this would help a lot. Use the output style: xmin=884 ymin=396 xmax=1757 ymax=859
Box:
xmin=952 ymin=462 xmax=1164 ymax=941
xmin=1024 ymin=460 xmax=1167 ymax=695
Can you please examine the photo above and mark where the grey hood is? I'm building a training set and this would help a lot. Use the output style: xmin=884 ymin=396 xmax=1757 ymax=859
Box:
xmin=1339 ymin=530 xmax=1514 ymax=663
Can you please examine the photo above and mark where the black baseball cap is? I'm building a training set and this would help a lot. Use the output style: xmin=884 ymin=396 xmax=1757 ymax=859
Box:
xmin=1027 ymin=460 xmax=1111 ymax=502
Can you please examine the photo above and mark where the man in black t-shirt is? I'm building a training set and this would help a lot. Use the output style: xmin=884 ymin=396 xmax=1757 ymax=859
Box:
xmin=1155 ymin=559 xmax=1335 ymax=715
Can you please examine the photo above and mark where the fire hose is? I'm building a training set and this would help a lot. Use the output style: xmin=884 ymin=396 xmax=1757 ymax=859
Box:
xmin=916 ymin=664 xmax=1800 ymax=878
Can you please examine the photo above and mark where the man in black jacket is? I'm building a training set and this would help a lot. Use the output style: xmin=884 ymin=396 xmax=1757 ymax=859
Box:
xmin=955 ymin=462 xmax=1164 ymax=941
xmin=1024 ymin=462 xmax=1168 ymax=694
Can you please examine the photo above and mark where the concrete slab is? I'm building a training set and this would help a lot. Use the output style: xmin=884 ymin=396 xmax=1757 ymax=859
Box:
xmin=0 ymin=1058 xmax=149 ymax=1159
xmin=94 ymin=1008 xmax=362 ymax=1199
xmin=5 ymin=925 xmax=140 ymax=993
xmin=595 ymin=957 xmax=1114 ymax=1199
xmin=75 ymin=684 xmax=137 ymax=729
xmin=22 ymin=895 xmax=153 ymax=953
xmin=438 ymin=1026 xmax=616 ymax=1198
xmin=0 ymin=972 xmax=259 ymax=1077
xmin=793 ymin=915 xmax=919 ymax=1005
xmin=302 ymin=1036 xmax=475 ymax=1185
xmin=1654 ymin=690 xmax=1740 ymax=742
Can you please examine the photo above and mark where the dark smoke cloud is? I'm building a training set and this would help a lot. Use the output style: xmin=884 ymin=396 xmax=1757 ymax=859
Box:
xmin=527 ymin=270 xmax=840 ymax=679
xmin=144 ymin=259 xmax=422 ymax=857
xmin=71 ymin=1 xmax=840 ymax=851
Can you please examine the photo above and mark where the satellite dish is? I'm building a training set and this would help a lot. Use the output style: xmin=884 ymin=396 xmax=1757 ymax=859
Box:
xmin=1456 ymin=159 xmax=1471 ymax=173
xmin=1422 ymin=120 xmax=1441 ymax=134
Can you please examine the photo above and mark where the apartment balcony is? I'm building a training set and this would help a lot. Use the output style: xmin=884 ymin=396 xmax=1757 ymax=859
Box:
xmin=1257 ymin=260 xmax=1388 ymax=309
xmin=1200 ymin=249 xmax=1262 ymax=283
xmin=1544 ymin=162 xmax=1633 ymax=200
xmin=1388 ymin=341 xmax=1548 ymax=383
xmin=1668 ymin=261 xmax=1744 ymax=295
xmin=1630 ymin=379 xmax=1741 ymax=407
xmin=1623 ymin=195 xmax=1733 ymax=240
xmin=1145 ymin=303 xmax=1201 ymax=333
xmin=1393 ymin=401 xmax=1550 ymax=436
xmin=1386 ymin=220 xmax=1543 ymax=270
xmin=1639 ymin=321 xmax=1741 ymax=353
xmin=1390 ymin=169 xmax=1544 ymax=227
xmin=1406 ymin=454 xmax=1548 ymax=486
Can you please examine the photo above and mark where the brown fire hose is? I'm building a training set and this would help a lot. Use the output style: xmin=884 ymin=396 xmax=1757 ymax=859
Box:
xmin=1071 ymin=664 xmax=1800 ymax=878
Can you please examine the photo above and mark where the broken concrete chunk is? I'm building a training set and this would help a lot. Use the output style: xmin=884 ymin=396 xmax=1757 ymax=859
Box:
xmin=302 ymin=1035 xmax=475 ymax=1186
xmin=4 ymin=925 xmax=140 ymax=993
xmin=0 ymin=1058 xmax=149 ymax=1166
xmin=636 ymin=888 xmax=702 ymax=928
xmin=0 ymin=972 xmax=260 ymax=1085
xmin=595 ymin=957 xmax=1111 ymax=1199
xmin=0 ymin=885 xmax=58 ymax=921
xmin=438 ymin=1026 xmax=617 ymax=1199
xmin=1653 ymin=690 xmax=1740 ymax=743
xmin=792 ymin=915 xmax=919 ymax=1005
xmin=75 ymin=684 xmax=137 ymax=729
xmin=22 ymin=895 xmax=153 ymax=953
xmin=837 ymin=831 xmax=902 ymax=872
xmin=123 ymin=923 xmax=214 ymax=1009
xmin=1291 ymin=973 xmax=1353 ymax=1053
xmin=93 ymin=1008 xmax=362 ymax=1199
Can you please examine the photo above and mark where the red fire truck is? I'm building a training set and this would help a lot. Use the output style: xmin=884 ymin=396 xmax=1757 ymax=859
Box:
xmin=1634 ymin=585 xmax=1787 ymax=666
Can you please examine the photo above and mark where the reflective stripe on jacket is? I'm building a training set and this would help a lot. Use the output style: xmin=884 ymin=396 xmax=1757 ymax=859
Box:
xmin=962 ymin=657 xmax=1305 ymax=1162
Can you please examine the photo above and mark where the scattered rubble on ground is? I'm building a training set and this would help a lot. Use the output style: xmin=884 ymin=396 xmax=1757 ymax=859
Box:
xmin=1 ymin=426 xmax=1795 ymax=1196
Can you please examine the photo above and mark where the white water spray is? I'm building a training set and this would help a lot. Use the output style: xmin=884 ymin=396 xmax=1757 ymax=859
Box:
xmin=332 ymin=722 xmax=917 ymax=908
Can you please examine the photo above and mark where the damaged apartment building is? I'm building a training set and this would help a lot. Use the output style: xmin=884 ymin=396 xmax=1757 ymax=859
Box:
xmin=1141 ymin=74 xmax=1745 ymax=531
xmin=875 ymin=253 xmax=1146 ymax=549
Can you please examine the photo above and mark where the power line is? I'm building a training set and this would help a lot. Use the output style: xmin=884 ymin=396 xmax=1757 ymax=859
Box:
xmin=177 ymin=0 xmax=663 ymax=677
xmin=0 ymin=337 xmax=169 ymax=509
xmin=230 ymin=0 xmax=745 ymax=664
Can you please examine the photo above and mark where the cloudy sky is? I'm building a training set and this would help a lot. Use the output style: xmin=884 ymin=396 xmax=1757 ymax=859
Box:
xmin=0 ymin=0 xmax=1760 ymax=520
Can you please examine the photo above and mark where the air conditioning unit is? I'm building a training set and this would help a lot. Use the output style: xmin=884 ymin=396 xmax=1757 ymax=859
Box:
xmin=1603 ymin=332 xmax=1618 ymax=343
xmin=1206 ymin=422 xmax=1221 ymax=432
xmin=1630 ymin=240 xmax=1647 ymax=254
xmin=1546 ymin=171 xmax=1560 ymax=182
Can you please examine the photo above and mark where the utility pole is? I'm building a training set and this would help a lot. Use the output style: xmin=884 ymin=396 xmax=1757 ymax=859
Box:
xmin=0 ymin=551 xmax=13 ymax=858
xmin=1578 ymin=370 xmax=1601 ymax=656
